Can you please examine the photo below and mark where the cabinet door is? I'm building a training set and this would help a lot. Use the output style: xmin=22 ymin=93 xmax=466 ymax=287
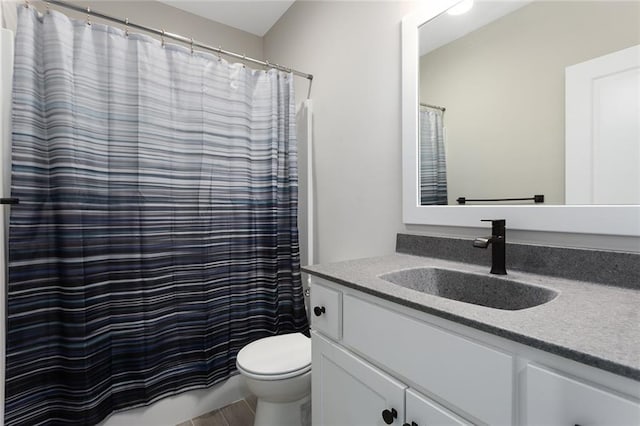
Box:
xmin=406 ymin=389 xmax=472 ymax=426
xmin=312 ymin=331 xmax=406 ymax=426
xmin=310 ymin=279 xmax=342 ymax=340
xmin=525 ymin=364 xmax=640 ymax=426
xmin=343 ymin=294 xmax=513 ymax=425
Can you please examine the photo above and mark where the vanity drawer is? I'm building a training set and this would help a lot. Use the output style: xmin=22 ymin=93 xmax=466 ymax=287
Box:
xmin=343 ymin=294 xmax=513 ymax=425
xmin=310 ymin=278 xmax=342 ymax=341
xmin=525 ymin=364 xmax=640 ymax=426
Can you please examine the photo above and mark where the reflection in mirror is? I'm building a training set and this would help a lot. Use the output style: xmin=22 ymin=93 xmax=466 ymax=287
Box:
xmin=418 ymin=1 xmax=640 ymax=206
xmin=419 ymin=103 xmax=447 ymax=205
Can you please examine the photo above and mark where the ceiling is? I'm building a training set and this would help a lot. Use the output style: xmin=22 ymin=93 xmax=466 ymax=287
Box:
xmin=157 ymin=0 xmax=296 ymax=37
xmin=419 ymin=1 xmax=533 ymax=56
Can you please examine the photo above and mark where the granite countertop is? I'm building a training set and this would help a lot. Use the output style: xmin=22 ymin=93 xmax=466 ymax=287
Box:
xmin=303 ymin=253 xmax=640 ymax=380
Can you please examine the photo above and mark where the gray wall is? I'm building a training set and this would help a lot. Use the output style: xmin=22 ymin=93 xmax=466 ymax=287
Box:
xmin=265 ymin=0 xmax=640 ymax=261
xmin=420 ymin=1 xmax=640 ymax=206
xmin=265 ymin=1 xmax=413 ymax=264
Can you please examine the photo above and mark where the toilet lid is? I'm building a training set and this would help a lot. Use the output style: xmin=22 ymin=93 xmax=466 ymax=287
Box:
xmin=236 ymin=332 xmax=311 ymax=377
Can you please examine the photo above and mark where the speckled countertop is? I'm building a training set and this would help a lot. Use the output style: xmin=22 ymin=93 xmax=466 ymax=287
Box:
xmin=303 ymin=253 xmax=640 ymax=381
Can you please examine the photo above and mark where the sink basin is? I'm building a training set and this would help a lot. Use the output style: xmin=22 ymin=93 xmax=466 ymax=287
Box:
xmin=379 ymin=268 xmax=558 ymax=310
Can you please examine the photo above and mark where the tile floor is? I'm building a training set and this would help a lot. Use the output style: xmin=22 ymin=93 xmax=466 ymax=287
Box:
xmin=176 ymin=395 xmax=257 ymax=426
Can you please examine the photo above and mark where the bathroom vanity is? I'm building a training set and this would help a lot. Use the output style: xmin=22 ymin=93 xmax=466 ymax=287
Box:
xmin=304 ymin=1 xmax=640 ymax=423
xmin=304 ymin=235 xmax=640 ymax=426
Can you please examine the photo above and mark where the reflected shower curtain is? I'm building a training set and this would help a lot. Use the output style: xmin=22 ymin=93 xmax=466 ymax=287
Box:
xmin=419 ymin=106 xmax=448 ymax=205
xmin=7 ymin=7 xmax=308 ymax=425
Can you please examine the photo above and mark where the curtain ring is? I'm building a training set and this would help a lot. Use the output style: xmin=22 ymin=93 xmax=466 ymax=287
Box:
xmin=218 ymin=46 xmax=222 ymax=62
xmin=124 ymin=18 xmax=129 ymax=37
xmin=161 ymin=29 xmax=165 ymax=47
xmin=242 ymin=54 xmax=246 ymax=68
xmin=24 ymin=0 xmax=29 ymax=9
xmin=45 ymin=2 xmax=50 ymax=13
xmin=190 ymin=38 xmax=194 ymax=54
xmin=86 ymin=7 xmax=91 ymax=26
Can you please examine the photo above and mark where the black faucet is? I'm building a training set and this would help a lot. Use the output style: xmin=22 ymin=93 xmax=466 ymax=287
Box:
xmin=473 ymin=219 xmax=507 ymax=275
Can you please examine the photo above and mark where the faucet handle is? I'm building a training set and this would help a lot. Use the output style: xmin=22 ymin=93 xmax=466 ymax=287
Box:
xmin=473 ymin=237 xmax=491 ymax=248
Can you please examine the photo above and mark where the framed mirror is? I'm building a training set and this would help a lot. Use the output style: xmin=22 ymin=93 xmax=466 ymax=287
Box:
xmin=401 ymin=0 xmax=640 ymax=236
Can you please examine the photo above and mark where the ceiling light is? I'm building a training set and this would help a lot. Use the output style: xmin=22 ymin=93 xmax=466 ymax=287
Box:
xmin=447 ymin=0 xmax=474 ymax=16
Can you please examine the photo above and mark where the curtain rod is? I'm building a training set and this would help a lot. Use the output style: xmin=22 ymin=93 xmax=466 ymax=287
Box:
xmin=420 ymin=102 xmax=446 ymax=112
xmin=34 ymin=0 xmax=313 ymax=81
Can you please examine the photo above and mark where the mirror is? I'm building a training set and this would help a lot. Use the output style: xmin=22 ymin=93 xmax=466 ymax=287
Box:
xmin=417 ymin=1 xmax=639 ymax=206
xmin=417 ymin=0 xmax=639 ymax=206
xmin=401 ymin=0 xmax=640 ymax=235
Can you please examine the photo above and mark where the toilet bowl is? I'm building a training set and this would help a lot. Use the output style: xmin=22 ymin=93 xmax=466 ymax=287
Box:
xmin=236 ymin=332 xmax=311 ymax=426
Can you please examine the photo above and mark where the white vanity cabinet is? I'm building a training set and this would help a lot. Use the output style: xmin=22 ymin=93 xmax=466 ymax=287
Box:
xmin=405 ymin=389 xmax=471 ymax=426
xmin=342 ymin=294 xmax=513 ymax=425
xmin=312 ymin=332 xmax=406 ymax=426
xmin=309 ymin=277 xmax=640 ymax=426
xmin=312 ymin=331 xmax=470 ymax=426
xmin=525 ymin=364 xmax=640 ymax=426
xmin=309 ymin=281 xmax=342 ymax=341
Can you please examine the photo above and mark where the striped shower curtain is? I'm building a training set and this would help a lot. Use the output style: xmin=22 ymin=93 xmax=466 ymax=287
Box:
xmin=6 ymin=6 xmax=308 ymax=425
xmin=419 ymin=106 xmax=448 ymax=205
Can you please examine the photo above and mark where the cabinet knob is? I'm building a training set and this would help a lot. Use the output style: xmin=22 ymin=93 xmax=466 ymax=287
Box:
xmin=313 ymin=306 xmax=326 ymax=316
xmin=382 ymin=408 xmax=398 ymax=424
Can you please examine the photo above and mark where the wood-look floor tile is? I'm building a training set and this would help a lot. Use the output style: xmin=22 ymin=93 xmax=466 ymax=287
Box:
xmin=192 ymin=409 xmax=229 ymax=426
xmin=244 ymin=394 xmax=257 ymax=414
xmin=220 ymin=400 xmax=254 ymax=426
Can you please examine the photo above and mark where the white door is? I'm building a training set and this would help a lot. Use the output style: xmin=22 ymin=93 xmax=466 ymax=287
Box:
xmin=312 ymin=332 xmax=406 ymax=426
xmin=565 ymin=44 xmax=640 ymax=204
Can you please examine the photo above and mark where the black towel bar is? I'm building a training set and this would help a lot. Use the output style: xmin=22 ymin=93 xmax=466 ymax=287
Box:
xmin=457 ymin=195 xmax=544 ymax=205
xmin=0 ymin=198 xmax=19 ymax=205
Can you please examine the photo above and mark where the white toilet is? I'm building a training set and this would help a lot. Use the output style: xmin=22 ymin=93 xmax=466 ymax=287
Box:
xmin=236 ymin=332 xmax=311 ymax=426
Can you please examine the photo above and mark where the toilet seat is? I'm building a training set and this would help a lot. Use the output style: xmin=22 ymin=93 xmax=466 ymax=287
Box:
xmin=236 ymin=332 xmax=311 ymax=381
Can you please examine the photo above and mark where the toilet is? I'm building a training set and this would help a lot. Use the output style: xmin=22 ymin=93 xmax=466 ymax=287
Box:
xmin=236 ymin=332 xmax=311 ymax=426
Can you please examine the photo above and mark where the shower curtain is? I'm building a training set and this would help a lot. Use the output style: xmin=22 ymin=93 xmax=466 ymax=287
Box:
xmin=419 ymin=106 xmax=448 ymax=205
xmin=6 ymin=7 xmax=308 ymax=425
xmin=0 ymin=24 xmax=14 ymax=426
